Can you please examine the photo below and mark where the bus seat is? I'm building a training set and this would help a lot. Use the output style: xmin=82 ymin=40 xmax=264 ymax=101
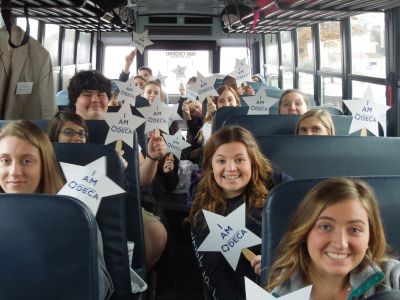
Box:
xmin=0 ymin=119 xmax=48 ymax=131
xmin=365 ymin=290 xmax=400 ymax=299
xmin=261 ymin=176 xmax=400 ymax=283
xmin=53 ymin=143 xmax=145 ymax=299
xmin=220 ymin=112 xmax=383 ymax=136
xmin=0 ymin=193 xmax=99 ymax=300
xmin=256 ymin=135 xmax=400 ymax=179
xmin=222 ymin=114 xmax=354 ymax=135
xmin=56 ymin=89 xmax=69 ymax=106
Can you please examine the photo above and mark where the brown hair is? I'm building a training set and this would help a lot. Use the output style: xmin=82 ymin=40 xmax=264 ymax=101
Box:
xmin=187 ymin=125 xmax=273 ymax=224
xmin=267 ymin=178 xmax=389 ymax=291
xmin=47 ymin=111 xmax=88 ymax=142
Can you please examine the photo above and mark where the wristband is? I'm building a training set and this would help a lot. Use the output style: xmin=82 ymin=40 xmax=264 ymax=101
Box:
xmin=146 ymin=154 xmax=159 ymax=161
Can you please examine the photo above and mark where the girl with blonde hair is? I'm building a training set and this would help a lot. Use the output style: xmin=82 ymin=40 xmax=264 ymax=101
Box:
xmin=295 ymin=109 xmax=336 ymax=136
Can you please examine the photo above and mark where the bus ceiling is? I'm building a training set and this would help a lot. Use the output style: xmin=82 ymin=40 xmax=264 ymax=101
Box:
xmin=1 ymin=0 xmax=400 ymax=33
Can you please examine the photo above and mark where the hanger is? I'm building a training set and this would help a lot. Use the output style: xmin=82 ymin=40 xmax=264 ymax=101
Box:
xmin=1 ymin=3 xmax=30 ymax=48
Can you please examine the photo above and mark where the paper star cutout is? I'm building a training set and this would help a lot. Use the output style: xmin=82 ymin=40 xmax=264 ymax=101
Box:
xmin=103 ymin=101 xmax=145 ymax=148
xmin=343 ymin=86 xmax=389 ymax=136
xmin=172 ymin=64 xmax=187 ymax=80
xmin=166 ymin=103 xmax=183 ymax=127
xmin=245 ymin=277 xmax=312 ymax=300
xmin=114 ymin=79 xmax=142 ymax=106
xmin=137 ymin=99 xmax=176 ymax=133
xmin=190 ymin=71 xmax=218 ymax=101
xmin=132 ymin=30 xmax=154 ymax=54
xmin=198 ymin=203 xmax=261 ymax=270
xmin=184 ymin=85 xmax=199 ymax=99
xmin=229 ymin=58 xmax=252 ymax=86
xmin=163 ymin=130 xmax=191 ymax=159
xmin=58 ymin=157 xmax=125 ymax=215
xmin=242 ymin=88 xmax=278 ymax=115
xmin=154 ymin=71 xmax=168 ymax=87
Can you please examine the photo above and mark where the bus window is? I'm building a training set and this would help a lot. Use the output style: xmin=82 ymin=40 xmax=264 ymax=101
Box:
xmin=220 ymin=47 xmax=250 ymax=75
xmin=16 ymin=18 xmax=39 ymax=40
xmin=281 ymin=31 xmax=293 ymax=67
xmin=320 ymin=22 xmax=342 ymax=73
xmin=264 ymin=33 xmax=279 ymax=87
xmin=321 ymin=76 xmax=342 ymax=109
xmin=351 ymin=13 xmax=385 ymax=78
xmin=43 ymin=24 xmax=60 ymax=67
xmin=63 ymin=29 xmax=76 ymax=66
xmin=297 ymin=27 xmax=314 ymax=70
xmin=103 ymin=46 xmax=136 ymax=79
xmin=282 ymin=71 xmax=293 ymax=89
xmin=299 ymin=72 xmax=314 ymax=96
xmin=147 ymin=50 xmax=211 ymax=94
xmin=77 ymin=32 xmax=92 ymax=66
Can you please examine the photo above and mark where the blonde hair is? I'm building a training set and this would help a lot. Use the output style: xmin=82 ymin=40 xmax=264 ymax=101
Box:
xmin=187 ymin=125 xmax=273 ymax=224
xmin=295 ymin=109 xmax=335 ymax=135
xmin=267 ymin=178 xmax=388 ymax=291
xmin=0 ymin=120 xmax=65 ymax=194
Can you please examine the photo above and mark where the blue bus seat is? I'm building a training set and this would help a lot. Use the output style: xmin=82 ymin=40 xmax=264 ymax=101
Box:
xmin=256 ymin=135 xmax=400 ymax=179
xmin=0 ymin=119 xmax=49 ymax=131
xmin=53 ymin=143 xmax=143 ymax=300
xmin=0 ymin=193 xmax=99 ymax=300
xmin=261 ymin=176 xmax=400 ymax=283
xmin=82 ymin=124 xmax=149 ymax=297
xmin=223 ymin=114 xmax=354 ymax=135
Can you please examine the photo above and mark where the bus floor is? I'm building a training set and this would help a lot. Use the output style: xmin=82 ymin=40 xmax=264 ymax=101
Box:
xmin=148 ymin=194 xmax=205 ymax=300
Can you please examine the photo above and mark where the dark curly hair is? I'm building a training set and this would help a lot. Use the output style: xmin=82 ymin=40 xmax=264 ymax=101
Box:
xmin=67 ymin=70 xmax=112 ymax=112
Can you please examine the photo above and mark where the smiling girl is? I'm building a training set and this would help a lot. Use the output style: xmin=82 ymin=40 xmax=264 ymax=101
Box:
xmin=187 ymin=125 xmax=292 ymax=299
xmin=265 ymin=178 xmax=400 ymax=299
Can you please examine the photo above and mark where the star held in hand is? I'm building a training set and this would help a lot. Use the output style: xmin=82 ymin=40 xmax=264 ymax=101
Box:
xmin=190 ymin=71 xmax=218 ymax=101
xmin=343 ymin=85 xmax=390 ymax=136
xmin=137 ymin=99 xmax=176 ymax=133
xmin=198 ymin=203 xmax=261 ymax=270
xmin=132 ymin=30 xmax=154 ymax=54
xmin=103 ymin=101 xmax=146 ymax=148
xmin=163 ymin=129 xmax=191 ymax=159
xmin=172 ymin=64 xmax=187 ymax=80
xmin=242 ymin=88 xmax=278 ymax=115
xmin=114 ymin=79 xmax=142 ymax=106
xmin=58 ymin=156 xmax=125 ymax=215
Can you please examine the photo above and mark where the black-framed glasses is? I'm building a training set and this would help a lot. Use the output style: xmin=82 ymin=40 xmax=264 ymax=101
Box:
xmin=59 ymin=128 xmax=87 ymax=139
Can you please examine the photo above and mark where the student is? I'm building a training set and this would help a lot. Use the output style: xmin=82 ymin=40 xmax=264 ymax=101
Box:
xmin=142 ymin=80 xmax=162 ymax=105
xmin=67 ymin=70 xmax=111 ymax=120
xmin=48 ymin=111 xmax=88 ymax=143
xmin=256 ymin=178 xmax=400 ymax=299
xmin=187 ymin=125 xmax=292 ymax=299
xmin=119 ymin=49 xmax=153 ymax=82
xmin=0 ymin=120 xmax=114 ymax=299
xmin=67 ymin=71 xmax=168 ymax=269
xmin=295 ymin=109 xmax=335 ymax=136
xmin=278 ymin=89 xmax=310 ymax=115
xmin=134 ymin=75 xmax=146 ymax=89
xmin=48 ymin=111 xmax=128 ymax=168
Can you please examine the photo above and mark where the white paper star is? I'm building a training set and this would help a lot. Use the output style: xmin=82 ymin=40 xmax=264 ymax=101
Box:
xmin=114 ymin=79 xmax=142 ymax=106
xmin=172 ymin=64 xmax=187 ymax=80
xmin=242 ymin=88 xmax=278 ymax=115
xmin=343 ymin=86 xmax=390 ymax=136
xmin=198 ymin=203 xmax=261 ymax=270
xmin=137 ymin=99 xmax=176 ymax=133
xmin=245 ymin=277 xmax=312 ymax=300
xmin=58 ymin=157 xmax=125 ymax=215
xmin=184 ymin=86 xmax=199 ymax=99
xmin=229 ymin=58 xmax=252 ymax=86
xmin=163 ymin=130 xmax=191 ymax=159
xmin=189 ymin=71 xmax=218 ymax=102
xmin=167 ymin=103 xmax=183 ymax=127
xmin=103 ymin=101 xmax=146 ymax=148
xmin=132 ymin=30 xmax=154 ymax=54
xmin=154 ymin=71 xmax=168 ymax=87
